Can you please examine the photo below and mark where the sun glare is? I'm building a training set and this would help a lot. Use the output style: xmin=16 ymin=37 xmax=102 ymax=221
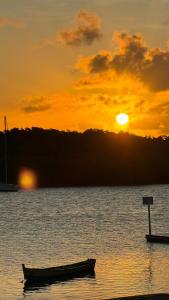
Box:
xmin=18 ymin=168 xmax=37 ymax=190
xmin=116 ymin=113 xmax=129 ymax=125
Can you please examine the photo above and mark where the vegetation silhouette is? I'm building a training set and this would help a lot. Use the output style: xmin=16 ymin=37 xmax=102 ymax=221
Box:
xmin=0 ymin=127 xmax=169 ymax=187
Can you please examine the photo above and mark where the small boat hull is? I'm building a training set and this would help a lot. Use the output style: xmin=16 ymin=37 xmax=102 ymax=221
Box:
xmin=24 ymin=272 xmax=95 ymax=292
xmin=146 ymin=234 xmax=169 ymax=243
xmin=0 ymin=183 xmax=18 ymax=192
xmin=22 ymin=259 xmax=96 ymax=282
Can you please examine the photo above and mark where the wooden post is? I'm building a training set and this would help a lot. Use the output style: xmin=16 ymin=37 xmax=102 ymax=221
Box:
xmin=4 ymin=116 xmax=8 ymax=184
xmin=148 ymin=204 xmax=151 ymax=235
xmin=143 ymin=197 xmax=153 ymax=236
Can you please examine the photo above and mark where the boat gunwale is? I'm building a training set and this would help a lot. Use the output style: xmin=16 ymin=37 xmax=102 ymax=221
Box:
xmin=22 ymin=259 xmax=96 ymax=272
xmin=22 ymin=258 xmax=96 ymax=281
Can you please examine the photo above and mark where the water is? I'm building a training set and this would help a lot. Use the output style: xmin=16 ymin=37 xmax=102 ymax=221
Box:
xmin=0 ymin=185 xmax=169 ymax=300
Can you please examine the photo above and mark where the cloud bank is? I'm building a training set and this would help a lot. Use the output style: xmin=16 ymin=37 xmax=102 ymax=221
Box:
xmin=76 ymin=32 xmax=169 ymax=91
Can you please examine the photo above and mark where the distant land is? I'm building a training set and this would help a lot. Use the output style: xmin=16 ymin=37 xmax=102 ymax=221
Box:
xmin=0 ymin=127 xmax=169 ymax=187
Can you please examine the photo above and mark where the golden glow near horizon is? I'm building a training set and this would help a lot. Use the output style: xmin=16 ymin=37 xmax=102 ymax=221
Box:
xmin=116 ymin=113 xmax=129 ymax=126
xmin=2 ymin=2 xmax=169 ymax=136
xmin=18 ymin=168 xmax=37 ymax=190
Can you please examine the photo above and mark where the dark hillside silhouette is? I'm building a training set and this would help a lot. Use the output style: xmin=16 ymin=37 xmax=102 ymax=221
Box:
xmin=0 ymin=127 xmax=169 ymax=187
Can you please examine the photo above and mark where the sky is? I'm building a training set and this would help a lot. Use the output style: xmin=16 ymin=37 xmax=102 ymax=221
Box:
xmin=1 ymin=0 xmax=169 ymax=136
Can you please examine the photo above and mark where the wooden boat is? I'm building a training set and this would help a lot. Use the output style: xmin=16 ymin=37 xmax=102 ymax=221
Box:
xmin=146 ymin=234 xmax=169 ymax=244
xmin=23 ymin=271 xmax=95 ymax=292
xmin=22 ymin=258 xmax=96 ymax=281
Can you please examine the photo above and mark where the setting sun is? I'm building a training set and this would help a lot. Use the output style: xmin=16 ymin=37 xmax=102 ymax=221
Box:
xmin=116 ymin=113 xmax=129 ymax=125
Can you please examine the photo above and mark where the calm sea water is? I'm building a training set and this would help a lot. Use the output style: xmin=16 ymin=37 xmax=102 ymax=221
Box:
xmin=0 ymin=185 xmax=169 ymax=300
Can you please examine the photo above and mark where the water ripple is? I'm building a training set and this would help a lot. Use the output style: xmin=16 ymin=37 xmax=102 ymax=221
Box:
xmin=0 ymin=185 xmax=169 ymax=299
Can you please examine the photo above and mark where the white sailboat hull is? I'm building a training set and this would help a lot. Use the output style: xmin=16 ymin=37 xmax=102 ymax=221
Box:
xmin=0 ymin=183 xmax=18 ymax=192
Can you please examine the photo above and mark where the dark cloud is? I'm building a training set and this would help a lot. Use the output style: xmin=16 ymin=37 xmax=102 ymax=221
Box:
xmin=80 ymin=32 xmax=169 ymax=92
xmin=96 ymin=94 xmax=127 ymax=106
xmin=111 ymin=32 xmax=147 ymax=74
xmin=22 ymin=97 xmax=51 ymax=113
xmin=89 ymin=54 xmax=110 ymax=72
xmin=23 ymin=104 xmax=51 ymax=113
xmin=141 ymin=50 xmax=169 ymax=91
xmin=58 ymin=10 xmax=102 ymax=46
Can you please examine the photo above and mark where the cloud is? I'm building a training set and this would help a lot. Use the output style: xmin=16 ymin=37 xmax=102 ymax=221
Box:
xmin=22 ymin=97 xmax=51 ymax=113
xmin=92 ymin=93 xmax=128 ymax=106
xmin=57 ymin=10 xmax=102 ymax=47
xmin=23 ymin=104 xmax=51 ymax=113
xmin=141 ymin=48 xmax=169 ymax=91
xmin=89 ymin=53 xmax=111 ymax=73
xmin=0 ymin=16 xmax=23 ymax=28
xmin=147 ymin=99 xmax=169 ymax=115
xmin=76 ymin=32 xmax=169 ymax=91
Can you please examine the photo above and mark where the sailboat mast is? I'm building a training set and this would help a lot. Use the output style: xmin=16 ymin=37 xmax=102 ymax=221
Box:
xmin=4 ymin=116 xmax=8 ymax=184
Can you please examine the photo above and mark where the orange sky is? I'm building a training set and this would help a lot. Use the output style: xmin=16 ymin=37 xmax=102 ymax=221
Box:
xmin=1 ymin=0 xmax=169 ymax=136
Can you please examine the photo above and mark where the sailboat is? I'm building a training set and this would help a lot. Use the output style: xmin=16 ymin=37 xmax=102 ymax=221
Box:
xmin=0 ymin=116 xmax=18 ymax=192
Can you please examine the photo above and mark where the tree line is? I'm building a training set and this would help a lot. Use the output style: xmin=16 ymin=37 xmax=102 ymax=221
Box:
xmin=0 ymin=127 xmax=169 ymax=187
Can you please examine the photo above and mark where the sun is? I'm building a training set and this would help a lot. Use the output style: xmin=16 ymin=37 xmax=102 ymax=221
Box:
xmin=116 ymin=113 xmax=129 ymax=125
